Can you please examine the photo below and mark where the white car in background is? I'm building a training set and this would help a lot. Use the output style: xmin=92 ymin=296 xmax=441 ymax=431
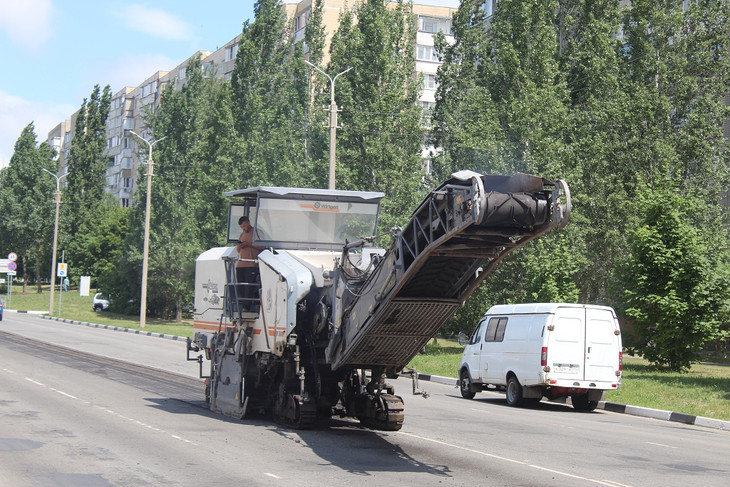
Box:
xmin=92 ymin=293 xmax=110 ymax=311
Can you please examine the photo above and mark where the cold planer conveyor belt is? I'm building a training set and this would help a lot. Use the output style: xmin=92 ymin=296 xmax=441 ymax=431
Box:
xmin=327 ymin=171 xmax=571 ymax=371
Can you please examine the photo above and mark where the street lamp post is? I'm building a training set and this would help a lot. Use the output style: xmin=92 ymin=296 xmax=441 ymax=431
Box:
xmin=128 ymin=130 xmax=165 ymax=328
xmin=41 ymin=168 xmax=66 ymax=316
xmin=305 ymin=60 xmax=353 ymax=190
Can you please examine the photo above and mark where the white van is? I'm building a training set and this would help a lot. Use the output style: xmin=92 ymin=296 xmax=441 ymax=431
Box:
xmin=457 ymin=303 xmax=622 ymax=411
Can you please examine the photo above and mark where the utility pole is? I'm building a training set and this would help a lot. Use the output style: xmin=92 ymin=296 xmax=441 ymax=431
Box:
xmin=305 ymin=60 xmax=353 ymax=190
xmin=128 ymin=130 xmax=166 ymax=328
xmin=41 ymin=168 xmax=66 ymax=316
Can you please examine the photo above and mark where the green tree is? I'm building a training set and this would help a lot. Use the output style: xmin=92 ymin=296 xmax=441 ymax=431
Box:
xmin=620 ymin=0 xmax=730 ymax=198
xmin=73 ymin=203 xmax=131 ymax=289
xmin=558 ymin=0 xmax=635 ymax=304
xmin=0 ymin=123 xmax=56 ymax=293
xmin=624 ymin=190 xmax=729 ymax=371
xmin=327 ymin=0 xmax=426 ymax=230
xmin=64 ymin=84 xmax=113 ymax=278
xmin=431 ymin=0 xmax=503 ymax=180
xmin=231 ymin=0 xmax=323 ymax=188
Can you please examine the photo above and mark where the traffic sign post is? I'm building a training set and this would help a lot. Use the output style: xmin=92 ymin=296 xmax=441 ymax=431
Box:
xmin=5 ymin=253 xmax=17 ymax=306
xmin=5 ymin=272 xmax=13 ymax=306
xmin=57 ymin=262 xmax=68 ymax=316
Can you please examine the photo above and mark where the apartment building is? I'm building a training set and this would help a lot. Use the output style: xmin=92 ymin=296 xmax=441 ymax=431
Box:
xmin=48 ymin=36 xmax=242 ymax=207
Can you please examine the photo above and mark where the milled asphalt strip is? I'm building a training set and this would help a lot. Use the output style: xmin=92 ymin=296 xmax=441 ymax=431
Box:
xmin=7 ymin=309 xmax=730 ymax=431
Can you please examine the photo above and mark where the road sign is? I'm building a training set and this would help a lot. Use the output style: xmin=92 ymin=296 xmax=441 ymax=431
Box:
xmin=7 ymin=271 xmax=16 ymax=276
xmin=8 ymin=262 xmax=17 ymax=271
xmin=8 ymin=252 xmax=17 ymax=262
xmin=57 ymin=263 xmax=67 ymax=277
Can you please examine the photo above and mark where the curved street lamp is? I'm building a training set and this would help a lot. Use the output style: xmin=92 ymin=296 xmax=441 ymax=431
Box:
xmin=305 ymin=60 xmax=353 ymax=190
xmin=128 ymin=130 xmax=166 ymax=328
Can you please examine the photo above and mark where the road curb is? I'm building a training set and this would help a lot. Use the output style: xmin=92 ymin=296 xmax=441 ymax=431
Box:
xmin=39 ymin=314 xmax=186 ymax=342
xmin=415 ymin=373 xmax=730 ymax=431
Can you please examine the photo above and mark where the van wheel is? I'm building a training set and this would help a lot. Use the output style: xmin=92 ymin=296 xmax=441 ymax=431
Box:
xmin=505 ymin=376 xmax=525 ymax=407
xmin=459 ymin=370 xmax=476 ymax=399
xmin=571 ymin=393 xmax=598 ymax=411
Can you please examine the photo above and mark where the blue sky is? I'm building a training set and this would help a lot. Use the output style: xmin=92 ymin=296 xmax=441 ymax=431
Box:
xmin=0 ymin=0 xmax=256 ymax=168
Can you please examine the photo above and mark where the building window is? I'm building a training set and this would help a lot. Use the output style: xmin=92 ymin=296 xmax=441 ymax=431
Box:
xmin=419 ymin=16 xmax=451 ymax=35
xmin=294 ymin=9 xmax=309 ymax=31
xmin=417 ymin=45 xmax=439 ymax=62
xmin=142 ymin=81 xmax=157 ymax=97
xmin=418 ymin=100 xmax=436 ymax=112
xmin=481 ymin=0 xmax=498 ymax=17
xmin=112 ymin=95 xmax=126 ymax=109
xmin=121 ymin=198 xmax=129 ymax=208
xmin=225 ymin=44 xmax=238 ymax=62
xmin=178 ymin=68 xmax=186 ymax=80
xmin=423 ymin=73 xmax=437 ymax=90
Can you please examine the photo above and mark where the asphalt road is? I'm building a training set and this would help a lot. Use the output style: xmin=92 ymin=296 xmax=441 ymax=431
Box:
xmin=1 ymin=312 xmax=729 ymax=486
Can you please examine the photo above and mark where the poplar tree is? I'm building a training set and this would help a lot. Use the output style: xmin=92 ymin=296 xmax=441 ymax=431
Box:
xmin=0 ymin=123 xmax=56 ymax=293
xmin=327 ymin=0 xmax=425 ymax=230
xmin=63 ymin=84 xmax=113 ymax=279
xmin=66 ymin=85 xmax=113 ymax=207
xmin=231 ymin=0 xmax=321 ymax=188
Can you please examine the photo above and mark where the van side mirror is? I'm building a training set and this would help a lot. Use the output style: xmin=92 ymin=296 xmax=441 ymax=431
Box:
xmin=458 ymin=332 xmax=469 ymax=346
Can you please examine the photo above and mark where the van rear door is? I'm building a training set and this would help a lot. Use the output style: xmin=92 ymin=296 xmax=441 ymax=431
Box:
xmin=550 ymin=307 xmax=586 ymax=378
xmin=584 ymin=307 xmax=621 ymax=383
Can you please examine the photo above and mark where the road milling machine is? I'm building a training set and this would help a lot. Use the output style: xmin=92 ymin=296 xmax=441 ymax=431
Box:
xmin=187 ymin=170 xmax=571 ymax=430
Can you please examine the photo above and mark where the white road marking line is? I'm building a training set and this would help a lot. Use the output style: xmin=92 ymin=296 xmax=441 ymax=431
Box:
xmin=399 ymin=431 xmax=634 ymax=487
xmin=16 ymin=363 xmax=200 ymax=448
xmin=264 ymin=473 xmax=281 ymax=479
xmin=600 ymin=480 xmax=635 ymax=487
xmin=529 ymin=465 xmax=627 ymax=486
xmin=93 ymin=404 xmax=199 ymax=446
xmin=646 ymin=441 xmax=676 ymax=449
xmin=50 ymin=387 xmax=78 ymax=399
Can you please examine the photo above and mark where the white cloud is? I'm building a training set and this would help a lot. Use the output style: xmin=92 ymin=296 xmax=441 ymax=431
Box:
xmin=0 ymin=91 xmax=75 ymax=169
xmin=0 ymin=0 xmax=54 ymax=53
xmin=111 ymin=4 xmax=192 ymax=41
